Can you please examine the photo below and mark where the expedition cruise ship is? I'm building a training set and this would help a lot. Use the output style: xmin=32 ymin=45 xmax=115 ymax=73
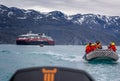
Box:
xmin=16 ymin=31 xmax=55 ymax=45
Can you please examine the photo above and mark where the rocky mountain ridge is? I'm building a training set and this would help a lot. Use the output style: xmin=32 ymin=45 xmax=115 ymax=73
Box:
xmin=0 ymin=4 xmax=120 ymax=45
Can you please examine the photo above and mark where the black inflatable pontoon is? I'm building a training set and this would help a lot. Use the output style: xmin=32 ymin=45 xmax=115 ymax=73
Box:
xmin=10 ymin=67 xmax=94 ymax=81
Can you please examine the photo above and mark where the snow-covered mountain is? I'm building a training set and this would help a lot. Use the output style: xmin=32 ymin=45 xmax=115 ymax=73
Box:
xmin=0 ymin=4 xmax=120 ymax=45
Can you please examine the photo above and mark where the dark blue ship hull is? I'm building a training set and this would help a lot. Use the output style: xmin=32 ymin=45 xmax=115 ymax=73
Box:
xmin=16 ymin=40 xmax=55 ymax=45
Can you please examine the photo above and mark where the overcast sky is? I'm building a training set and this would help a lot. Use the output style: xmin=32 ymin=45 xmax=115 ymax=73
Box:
xmin=0 ymin=0 xmax=120 ymax=16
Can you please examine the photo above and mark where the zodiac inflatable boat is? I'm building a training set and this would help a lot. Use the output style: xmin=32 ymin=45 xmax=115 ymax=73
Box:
xmin=84 ymin=49 xmax=119 ymax=61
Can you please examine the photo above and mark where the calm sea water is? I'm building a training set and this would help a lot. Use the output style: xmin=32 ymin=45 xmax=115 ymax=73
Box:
xmin=0 ymin=45 xmax=120 ymax=81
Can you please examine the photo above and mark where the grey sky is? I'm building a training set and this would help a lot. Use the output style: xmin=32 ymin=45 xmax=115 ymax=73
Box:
xmin=0 ymin=0 xmax=120 ymax=16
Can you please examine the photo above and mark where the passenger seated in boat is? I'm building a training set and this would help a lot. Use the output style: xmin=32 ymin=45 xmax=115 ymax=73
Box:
xmin=108 ymin=42 xmax=117 ymax=52
xmin=95 ymin=41 xmax=102 ymax=49
xmin=85 ymin=42 xmax=93 ymax=54
xmin=91 ymin=43 xmax=97 ymax=51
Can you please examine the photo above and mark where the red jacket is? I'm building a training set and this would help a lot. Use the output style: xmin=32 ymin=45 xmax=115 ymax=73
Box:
xmin=91 ymin=45 xmax=96 ymax=51
xmin=85 ymin=45 xmax=92 ymax=54
xmin=108 ymin=45 xmax=117 ymax=52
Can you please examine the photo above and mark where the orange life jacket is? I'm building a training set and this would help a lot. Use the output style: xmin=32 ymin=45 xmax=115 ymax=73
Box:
xmin=95 ymin=43 xmax=102 ymax=49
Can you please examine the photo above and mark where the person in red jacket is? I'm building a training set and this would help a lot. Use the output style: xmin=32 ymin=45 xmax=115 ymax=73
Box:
xmin=108 ymin=42 xmax=117 ymax=52
xmin=95 ymin=41 xmax=102 ymax=49
xmin=91 ymin=43 xmax=97 ymax=51
xmin=85 ymin=42 xmax=93 ymax=54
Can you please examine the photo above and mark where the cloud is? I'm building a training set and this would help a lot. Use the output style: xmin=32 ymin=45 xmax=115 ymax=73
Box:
xmin=0 ymin=0 xmax=120 ymax=16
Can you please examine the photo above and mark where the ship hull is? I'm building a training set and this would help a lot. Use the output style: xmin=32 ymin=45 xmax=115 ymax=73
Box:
xmin=16 ymin=40 xmax=55 ymax=45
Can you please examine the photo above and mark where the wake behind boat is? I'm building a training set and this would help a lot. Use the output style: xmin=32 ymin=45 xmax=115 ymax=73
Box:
xmin=83 ymin=49 xmax=119 ymax=62
xmin=16 ymin=31 xmax=55 ymax=45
